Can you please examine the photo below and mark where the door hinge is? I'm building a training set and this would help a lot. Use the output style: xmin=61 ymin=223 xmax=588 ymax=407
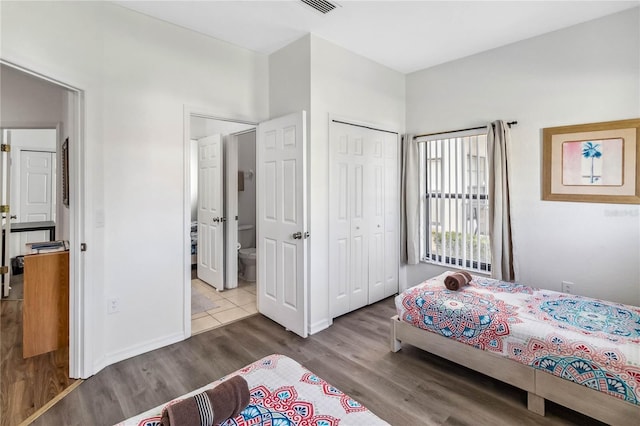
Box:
xmin=80 ymin=243 xmax=87 ymax=252
xmin=0 ymin=205 xmax=9 ymax=213
xmin=0 ymin=266 xmax=8 ymax=274
xmin=1 ymin=144 xmax=10 ymax=152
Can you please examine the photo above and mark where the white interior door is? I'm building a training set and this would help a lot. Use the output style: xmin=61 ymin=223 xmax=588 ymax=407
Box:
xmin=8 ymin=129 xmax=57 ymax=256
xmin=257 ymin=111 xmax=308 ymax=338
xmin=197 ymin=134 xmax=224 ymax=290
xmin=20 ymin=150 xmax=55 ymax=221
xmin=225 ymin=133 xmax=239 ymax=290
xmin=1 ymin=130 xmax=12 ymax=297
xmin=16 ymin=151 xmax=55 ymax=254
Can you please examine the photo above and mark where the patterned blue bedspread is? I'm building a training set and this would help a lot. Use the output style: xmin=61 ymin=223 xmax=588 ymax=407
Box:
xmin=396 ymin=272 xmax=640 ymax=406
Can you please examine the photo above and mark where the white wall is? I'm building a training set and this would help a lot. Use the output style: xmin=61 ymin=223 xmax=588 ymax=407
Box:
xmin=406 ymin=8 xmax=640 ymax=305
xmin=1 ymin=1 xmax=268 ymax=373
xmin=0 ymin=64 xmax=65 ymax=125
xmin=268 ymin=35 xmax=311 ymax=118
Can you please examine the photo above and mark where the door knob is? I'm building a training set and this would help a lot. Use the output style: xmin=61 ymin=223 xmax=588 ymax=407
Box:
xmin=212 ymin=217 xmax=220 ymax=223
xmin=292 ymin=231 xmax=302 ymax=240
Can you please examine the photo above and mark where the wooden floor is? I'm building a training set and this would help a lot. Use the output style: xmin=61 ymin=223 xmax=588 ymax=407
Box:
xmin=0 ymin=300 xmax=76 ymax=426
xmin=29 ymin=297 xmax=604 ymax=426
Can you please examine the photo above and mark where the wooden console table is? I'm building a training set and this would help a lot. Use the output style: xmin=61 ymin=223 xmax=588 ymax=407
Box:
xmin=23 ymin=251 xmax=69 ymax=358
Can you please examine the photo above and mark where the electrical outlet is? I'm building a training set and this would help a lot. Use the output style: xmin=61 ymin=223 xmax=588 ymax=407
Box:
xmin=107 ymin=297 xmax=120 ymax=314
xmin=561 ymin=281 xmax=574 ymax=294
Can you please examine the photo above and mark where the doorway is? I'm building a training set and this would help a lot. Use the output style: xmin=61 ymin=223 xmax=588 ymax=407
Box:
xmin=0 ymin=62 xmax=84 ymax=424
xmin=186 ymin=113 xmax=258 ymax=335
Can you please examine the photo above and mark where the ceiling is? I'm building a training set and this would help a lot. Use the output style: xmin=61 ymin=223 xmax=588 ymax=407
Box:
xmin=115 ymin=1 xmax=639 ymax=74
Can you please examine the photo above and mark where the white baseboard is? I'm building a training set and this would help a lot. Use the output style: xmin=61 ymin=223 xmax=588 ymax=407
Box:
xmin=92 ymin=355 xmax=107 ymax=377
xmin=98 ymin=331 xmax=185 ymax=372
xmin=309 ymin=318 xmax=331 ymax=335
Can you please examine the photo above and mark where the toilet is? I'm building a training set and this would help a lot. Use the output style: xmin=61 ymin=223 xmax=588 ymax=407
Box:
xmin=238 ymin=224 xmax=257 ymax=282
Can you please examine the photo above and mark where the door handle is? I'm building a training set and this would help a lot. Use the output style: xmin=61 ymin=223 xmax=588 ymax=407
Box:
xmin=292 ymin=232 xmax=302 ymax=240
xmin=212 ymin=217 xmax=220 ymax=223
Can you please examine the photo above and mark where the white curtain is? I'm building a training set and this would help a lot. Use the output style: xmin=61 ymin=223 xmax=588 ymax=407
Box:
xmin=401 ymin=134 xmax=420 ymax=265
xmin=487 ymin=121 xmax=515 ymax=281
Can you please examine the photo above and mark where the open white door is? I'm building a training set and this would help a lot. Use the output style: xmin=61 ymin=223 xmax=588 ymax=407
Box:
xmin=1 ymin=130 xmax=12 ymax=297
xmin=224 ymin=133 xmax=238 ymax=290
xmin=197 ymin=134 xmax=224 ymax=291
xmin=257 ymin=111 xmax=308 ymax=338
xmin=20 ymin=151 xmax=55 ymax=222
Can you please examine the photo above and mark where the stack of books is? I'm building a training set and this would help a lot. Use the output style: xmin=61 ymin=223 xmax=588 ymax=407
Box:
xmin=26 ymin=240 xmax=70 ymax=254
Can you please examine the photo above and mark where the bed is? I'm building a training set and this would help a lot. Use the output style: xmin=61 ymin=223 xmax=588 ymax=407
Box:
xmin=117 ymin=354 xmax=389 ymax=426
xmin=390 ymin=271 xmax=640 ymax=425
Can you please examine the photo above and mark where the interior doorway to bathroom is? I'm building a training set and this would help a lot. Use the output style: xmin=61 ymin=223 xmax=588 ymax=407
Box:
xmin=187 ymin=114 xmax=258 ymax=335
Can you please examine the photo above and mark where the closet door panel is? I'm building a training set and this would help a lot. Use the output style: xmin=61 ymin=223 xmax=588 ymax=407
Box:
xmin=349 ymin=156 xmax=367 ymax=311
xmin=336 ymin=238 xmax=349 ymax=298
xmin=368 ymin=131 xmax=386 ymax=303
xmin=384 ymin=133 xmax=399 ymax=296
xmin=329 ymin=133 xmax=351 ymax=318
xmin=369 ymin=231 xmax=385 ymax=303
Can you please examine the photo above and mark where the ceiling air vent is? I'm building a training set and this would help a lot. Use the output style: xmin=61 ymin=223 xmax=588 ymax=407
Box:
xmin=300 ymin=0 xmax=338 ymax=14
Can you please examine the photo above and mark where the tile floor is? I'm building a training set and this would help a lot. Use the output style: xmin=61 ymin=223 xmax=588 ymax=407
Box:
xmin=191 ymin=278 xmax=257 ymax=335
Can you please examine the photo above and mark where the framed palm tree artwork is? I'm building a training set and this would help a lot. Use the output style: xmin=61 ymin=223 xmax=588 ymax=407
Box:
xmin=542 ymin=118 xmax=640 ymax=204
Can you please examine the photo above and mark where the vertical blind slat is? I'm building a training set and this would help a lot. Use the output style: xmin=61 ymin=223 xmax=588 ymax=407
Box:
xmin=423 ymin=131 xmax=489 ymax=272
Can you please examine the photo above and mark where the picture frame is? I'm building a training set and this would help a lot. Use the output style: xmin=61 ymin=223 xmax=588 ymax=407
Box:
xmin=62 ymin=137 xmax=69 ymax=207
xmin=542 ymin=118 xmax=640 ymax=204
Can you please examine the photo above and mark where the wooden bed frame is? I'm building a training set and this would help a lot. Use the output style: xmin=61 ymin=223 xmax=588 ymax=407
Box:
xmin=390 ymin=315 xmax=640 ymax=425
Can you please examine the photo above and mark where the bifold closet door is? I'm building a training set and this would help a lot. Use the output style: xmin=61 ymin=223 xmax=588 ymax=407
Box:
xmin=329 ymin=121 xmax=399 ymax=318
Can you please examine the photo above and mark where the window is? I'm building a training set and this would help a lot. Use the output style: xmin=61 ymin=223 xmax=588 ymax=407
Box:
xmin=419 ymin=129 xmax=491 ymax=273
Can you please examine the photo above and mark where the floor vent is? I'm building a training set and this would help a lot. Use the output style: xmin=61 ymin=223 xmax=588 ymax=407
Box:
xmin=300 ymin=0 xmax=338 ymax=14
